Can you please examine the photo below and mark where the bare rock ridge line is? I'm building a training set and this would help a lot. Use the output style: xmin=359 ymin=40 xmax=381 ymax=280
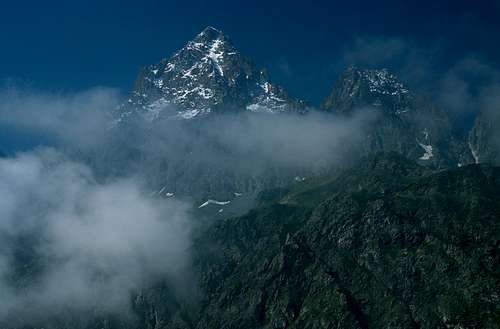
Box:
xmin=113 ymin=26 xmax=499 ymax=167
xmin=115 ymin=26 xmax=306 ymax=123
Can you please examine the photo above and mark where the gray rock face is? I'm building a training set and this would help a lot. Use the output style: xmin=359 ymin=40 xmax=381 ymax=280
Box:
xmin=100 ymin=27 xmax=315 ymax=206
xmin=322 ymin=67 xmax=411 ymax=115
xmin=115 ymin=27 xmax=306 ymax=124
xmin=322 ymin=66 xmax=474 ymax=167
xmin=101 ymin=64 xmax=482 ymax=211
xmin=468 ymin=110 xmax=500 ymax=164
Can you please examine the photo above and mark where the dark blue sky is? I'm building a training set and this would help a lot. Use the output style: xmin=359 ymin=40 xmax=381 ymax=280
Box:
xmin=1 ymin=0 xmax=499 ymax=104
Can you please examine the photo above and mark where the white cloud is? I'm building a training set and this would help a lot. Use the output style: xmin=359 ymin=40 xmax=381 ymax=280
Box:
xmin=0 ymin=148 xmax=192 ymax=323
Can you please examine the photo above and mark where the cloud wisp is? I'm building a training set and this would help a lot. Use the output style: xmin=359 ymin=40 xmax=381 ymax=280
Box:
xmin=0 ymin=86 xmax=120 ymax=152
xmin=0 ymin=84 xmax=381 ymax=203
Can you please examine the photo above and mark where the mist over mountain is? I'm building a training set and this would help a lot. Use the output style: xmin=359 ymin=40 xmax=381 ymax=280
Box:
xmin=0 ymin=148 xmax=193 ymax=327
xmin=322 ymin=66 xmax=474 ymax=167
xmin=0 ymin=20 xmax=499 ymax=329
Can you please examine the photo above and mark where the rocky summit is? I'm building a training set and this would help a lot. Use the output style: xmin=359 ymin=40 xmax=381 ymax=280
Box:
xmin=114 ymin=27 xmax=306 ymax=124
xmin=100 ymin=28 xmax=497 ymax=215
xmin=112 ymin=28 xmax=492 ymax=171
xmin=322 ymin=66 xmax=474 ymax=168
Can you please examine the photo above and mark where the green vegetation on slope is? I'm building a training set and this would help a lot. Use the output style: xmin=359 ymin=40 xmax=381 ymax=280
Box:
xmin=190 ymin=153 xmax=500 ymax=329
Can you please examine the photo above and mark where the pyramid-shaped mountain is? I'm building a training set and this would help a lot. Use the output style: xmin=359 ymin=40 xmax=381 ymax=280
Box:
xmin=116 ymin=27 xmax=306 ymax=123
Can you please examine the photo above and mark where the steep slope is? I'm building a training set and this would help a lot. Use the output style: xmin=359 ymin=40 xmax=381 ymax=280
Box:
xmin=4 ymin=154 xmax=500 ymax=329
xmin=190 ymin=153 xmax=500 ymax=328
xmin=101 ymin=28 xmax=315 ymax=205
xmin=114 ymin=27 xmax=306 ymax=123
xmin=468 ymin=109 xmax=500 ymax=164
xmin=322 ymin=67 xmax=473 ymax=167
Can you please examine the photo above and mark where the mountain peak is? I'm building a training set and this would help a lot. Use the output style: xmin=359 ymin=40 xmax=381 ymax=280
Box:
xmin=191 ymin=26 xmax=230 ymax=50
xmin=322 ymin=66 xmax=411 ymax=114
xmin=344 ymin=66 xmax=408 ymax=96
xmin=114 ymin=26 xmax=305 ymax=122
xmin=360 ymin=68 xmax=408 ymax=96
xmin=178 ymin=27 xmax=235 ymax=78
xmin=195 ymin=26 xmax=225 ymax=42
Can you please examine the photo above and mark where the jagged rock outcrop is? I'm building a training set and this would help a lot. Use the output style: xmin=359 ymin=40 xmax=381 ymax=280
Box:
xmin=322 ymin=67 xmax=474 ymax=168
xmin=102 ymin=34 xmax=482 ymax=207
xmin=95 ymin=27 xmax=316 ymax=204
xmin=114 ymin=27 xmax=307 ymax=124
xmin=189 ymin=153 xmax=500 ymax=328
xmin=468 ymin=109 xmax=500 ymax=164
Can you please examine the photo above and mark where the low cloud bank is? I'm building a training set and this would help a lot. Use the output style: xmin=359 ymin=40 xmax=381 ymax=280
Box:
xmin=0 ymin=85 xmax=379 ymax=324
xmin=0 ymin=86 xmax=119 ymax=152
xmin=0 ymin=148 xmax=192 ymax=323
xmin=140 ymin=110 xmax=377 ymax=170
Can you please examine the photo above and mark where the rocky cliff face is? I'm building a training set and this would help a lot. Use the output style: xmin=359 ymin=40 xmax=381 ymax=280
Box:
xmin=102 ymin=31 xmax=485 ymax=208
xmin=100 ymin=27 xmax=314 ymax=205
xmin=114 ymin=27 xmax=306 ymax=124
xmin=188 ymin=153 xmax=500 ymax=329
xmin=322 ymin=67 xmax=474 ymax=168
xmin=468 ymin=109 xmax=500 ymax=164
